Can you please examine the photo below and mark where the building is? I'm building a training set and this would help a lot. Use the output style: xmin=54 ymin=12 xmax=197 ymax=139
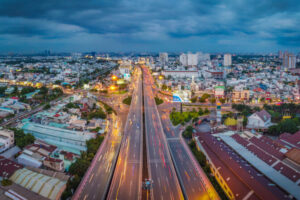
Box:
xmin=180 ymin=53 xmax=198 ymax=66
xmin=22 ymin=122 xmax=95 ymax=154
xmin=283 ymin=52 xmax=296 ymax=69
xmin=162 ymin=68 xmax=199 ymax=78
xmin=217 ymin=132 xmax=300 ymax=199
xmin=0 ymin=156 xmax=23 ymax=179
xmin=159 ymin=52 xmax=168 ymax=66
xmin=223 ymin=54 xmax=232 ymax=66
xmin=179 ymin=53 xmax=188 ymax=66
xmin=43 ymin=157 xmax=64 ymax=172
xmin=0 ymin=129 xmax=14 ymax=153
xmin=214 ymin=86 xmax=225 ymax=98
xmin=232 ymin=90 xmax=250 ymax=102
xmin=247 ymin=110 xmax=272 ymax=129
xmin=197 ymin=52 xmax=210 ymax=61
xmin=278 ymin=50 xmax=283 ymax=59
xmin=195 ymin=133 xmax=291 ymax=200
xmin=10 ymin=168 xmax=67 ymax=200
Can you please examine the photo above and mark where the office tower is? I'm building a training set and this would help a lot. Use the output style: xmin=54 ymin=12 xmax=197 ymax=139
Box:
xmin=159 ymin=52 xmax=168 ymax=65
xmin=283 ymin=52 xmax=296 ymax=69
xmin=223 ymin=54 xmax=232 ymax=66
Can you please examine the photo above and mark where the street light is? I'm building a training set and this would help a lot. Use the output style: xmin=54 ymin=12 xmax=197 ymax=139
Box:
xmin=112 ymin=75 xmax=118 ymax=81
xmin=109 ymin=85 xmax=117 ymax=91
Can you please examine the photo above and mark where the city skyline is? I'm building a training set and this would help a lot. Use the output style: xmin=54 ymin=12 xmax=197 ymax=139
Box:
xmin=0 ymin=0 xmax=299 ymax=53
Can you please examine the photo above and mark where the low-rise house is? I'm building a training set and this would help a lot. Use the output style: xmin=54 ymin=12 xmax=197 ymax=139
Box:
xmin=232 ymin=90 xmax=250 ymax=102
xmin=0 ymin=129 xmax=14 ymax=153
xmin=0 ymin=156 xmax=23 ymax=179
xmin=43 ymin=157 xmax=64 ymax=172
xmin=247 ymin=110 xmax=272 ymax=129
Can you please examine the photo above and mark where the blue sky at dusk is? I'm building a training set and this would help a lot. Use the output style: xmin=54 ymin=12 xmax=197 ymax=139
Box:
xmin=0 ymin=0 xmax=299 ymax=53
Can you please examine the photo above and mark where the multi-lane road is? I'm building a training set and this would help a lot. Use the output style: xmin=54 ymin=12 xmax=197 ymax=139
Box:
xmin=73 ymin=113 xmax=123 ymax=200
xmin=143 ymin=66 xmax=184 ymax=200
xmin=159 ymin=111 xmax=220 ymax=200
xmin=107 ymin=68 xmax=143 ymax=200
xmin=74 ymin=65 xmax=218 ymax=200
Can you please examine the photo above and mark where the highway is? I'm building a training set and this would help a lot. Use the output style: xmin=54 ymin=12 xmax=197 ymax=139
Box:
xmin=107 ymin=68 xmax=143 ymax=200
xmin=73 ymin=113 xmax=123 ymax=200
xmin=159 ymin=111 xmax=220 ymax=200
xmin=143 ymin=66 xmax=184 ymax=200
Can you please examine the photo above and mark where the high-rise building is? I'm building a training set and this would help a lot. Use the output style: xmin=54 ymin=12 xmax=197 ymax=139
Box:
xmin=180 ymin=52 xmax=199 ymax=66
xmin=197 ymin=52 xmax=210 ymax=61
xmin=179 ymin=53 xmax=188 ymax=66
xmin=278 ymin=50 xmax=283 ymax=59
xmin=223 ymin=54 xmax=232 ymax=66
xmin=187 ymin=52 xmax=198 ymax=66
xmin=283 ymin=52 xmax=296 ymax=69
xmin=159 ymin=52 xmax=168 ymax=66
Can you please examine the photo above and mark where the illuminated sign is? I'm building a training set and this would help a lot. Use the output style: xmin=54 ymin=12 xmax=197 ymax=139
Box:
xmin=124 ymin=73 xmax=130 ymax=80
xmin=172 ymin=90 xmax=190 ymax=103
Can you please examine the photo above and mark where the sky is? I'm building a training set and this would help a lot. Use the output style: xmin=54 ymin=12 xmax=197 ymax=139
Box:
xmin=0 ymin=0 xmax=299 ymax=54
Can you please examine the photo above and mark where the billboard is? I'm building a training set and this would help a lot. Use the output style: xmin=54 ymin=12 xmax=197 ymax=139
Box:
xmin=172 ymin=90 xmax=191 ymax=103
xmin=124 ymin=73 xmax=131 ymax=81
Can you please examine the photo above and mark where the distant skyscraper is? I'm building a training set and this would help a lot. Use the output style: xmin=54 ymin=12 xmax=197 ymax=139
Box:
xmin=187 ymin=52 xmax=198 ymax=66
xmin=179 ymin=53 xmax=188 ymax=66
xmin=180 ymin=52 xmax=198 ymax=66
xmin=159 ymin=52 xmax=168 ymax=66
xmin=223 ymin=54 xmax=232 ymax=66
xmin=278 ymin=50 xmax=283 ymax=59
xmin=283 ymin=52 xmax=296 ymax=69
xmin=197 ymin=52 xmax=210 ymax=61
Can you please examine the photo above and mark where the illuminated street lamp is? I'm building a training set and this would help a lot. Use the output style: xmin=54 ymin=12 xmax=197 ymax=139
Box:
xmin=158 ymin=75 xmax=164 ymax=80
xmin=109 ymin=85 xmax=117 ymax=91
xmin=112 ymin=75 xmax=118 ymax=81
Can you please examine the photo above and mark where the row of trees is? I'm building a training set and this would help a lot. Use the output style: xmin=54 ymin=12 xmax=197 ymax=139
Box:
xmin=182 ymin=125 xmax=194 ymax=139
xmin=189 ymin=141 xmax=228 ymax=200
xmin=267 ymin=118 xmax=300 ymax=136
xmin=191 ymin=93 xmax=226 ymax=104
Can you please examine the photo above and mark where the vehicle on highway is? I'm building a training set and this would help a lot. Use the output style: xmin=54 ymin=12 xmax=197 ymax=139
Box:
xmin=142 ymin=179 xmax=153 ymax=190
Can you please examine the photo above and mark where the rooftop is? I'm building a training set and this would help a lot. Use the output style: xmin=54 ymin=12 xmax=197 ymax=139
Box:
xmin=219 ymin=134 xmax=300 ymax=199
xmin=0 ymin=156 xmax=23 ymax=179
xmin=10 ymin=168 xmax=66 ymax=200
xmin=197 ymin=133 xmax=290 ymax=200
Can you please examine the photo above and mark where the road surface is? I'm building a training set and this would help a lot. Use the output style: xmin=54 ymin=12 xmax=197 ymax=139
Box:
xmin=159 ymin=111 xmax=220 ymax=200
xmin=107 ymin=68 xmax=143 ymax=200
xmin=73 ymin=113 xmax=123 ymax=200
xmin=143 ymin=66 xmax=184 ymax=200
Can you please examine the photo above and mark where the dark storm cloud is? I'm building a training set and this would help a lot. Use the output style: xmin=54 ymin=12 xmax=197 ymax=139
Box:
xmin=0 ymin=0 xmax=299 ymax=52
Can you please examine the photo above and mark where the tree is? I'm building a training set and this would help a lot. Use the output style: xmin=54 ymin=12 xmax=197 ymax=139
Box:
xmin=39 ymin=86 xmax=48 ymax=95
xmin=12 ymin=129 xmax=35 ymax=149
xmin=0 ymin=86 xmax=7 ymax=96
xmin=123 ymin=96 xmax=132 ymax=105
xmin=219 ymin=98 xmax=226 ymax=104
xmin=12 ymin=86 xmax=19 ymax=96
xmin=204 ymin=108 xmax=209 ymax=114
xmin=54 ymin=80 xmax=62 ymax=85
xmin=199 ymin=93 xmax=210 ymax=102
xmin=155 ymin=97 xmax=163 ymax=105
xmin=210 ymin=98 xmax=216 ymax=104
xmin=68 ymin=158 xmax=90 ymax=177
xmin=191 ymin=96 xmax=198 ymax=103
xmin=183 ymin=126 xmax=194 ymax=139
xmin=44 ymin=104 xmax=51 ymax=110
xmin=161 ymin=84 xmax=168 ymax=91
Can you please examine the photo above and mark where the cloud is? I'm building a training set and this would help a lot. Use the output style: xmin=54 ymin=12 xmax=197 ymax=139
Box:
xmin=0 ymin=0 xmax=299 ymax=53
